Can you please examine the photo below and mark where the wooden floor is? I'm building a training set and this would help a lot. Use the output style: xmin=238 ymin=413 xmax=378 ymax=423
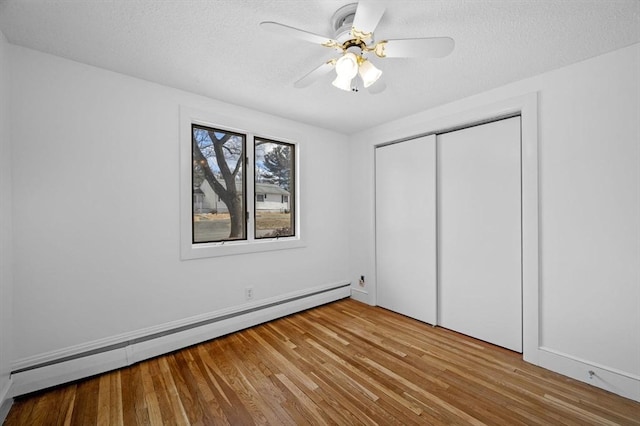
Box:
xmin=5 ymin=299 xmax=640 ymax=425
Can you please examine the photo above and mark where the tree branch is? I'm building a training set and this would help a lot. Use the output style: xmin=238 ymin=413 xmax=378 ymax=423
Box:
xmin=193 ymin=137 xmax=228 ymax=201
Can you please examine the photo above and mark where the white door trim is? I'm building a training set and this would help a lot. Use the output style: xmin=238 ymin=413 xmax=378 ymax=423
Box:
xmin=374 ymin=92 xmax=539 ymax=363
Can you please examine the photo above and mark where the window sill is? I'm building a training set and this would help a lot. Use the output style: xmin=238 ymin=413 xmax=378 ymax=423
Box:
xmin=181 ymin=237 xmax=305 ymax=260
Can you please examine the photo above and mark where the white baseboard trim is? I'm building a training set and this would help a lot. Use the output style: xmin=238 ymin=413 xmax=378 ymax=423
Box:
xmin=350 ymin=286 xmax=370 ymax=304
xmin=11 ymin=282 xmax=350 ymax=397
xmin=537 ymin=346 xmax=640 ymax=402
xmin=0 ymin=379 xmax=13 ymax=423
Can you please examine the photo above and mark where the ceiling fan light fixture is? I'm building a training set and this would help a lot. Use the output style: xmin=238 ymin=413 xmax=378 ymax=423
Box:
xmin=332 ymin=52 xmax=358 ymax=91
xmin=358 ymin=58 xmax=382 ymax=88
xmin=332 ymin=75 xmax=354 ymax=91
xmin=262 ymin=1 xmax=455 ymax=94
xmin=334 ymin=52 xmax=359 ymax=78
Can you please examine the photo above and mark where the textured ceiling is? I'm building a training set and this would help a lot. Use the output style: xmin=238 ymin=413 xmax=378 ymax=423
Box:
xmin=0 ymin=0 xmax=638 ymax=134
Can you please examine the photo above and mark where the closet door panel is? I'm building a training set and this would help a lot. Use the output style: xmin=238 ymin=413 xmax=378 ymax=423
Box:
xmin=438 ymin=117 xmax=522 ymax=352
xmin=375 ymin=135 xmax=437 ymax=324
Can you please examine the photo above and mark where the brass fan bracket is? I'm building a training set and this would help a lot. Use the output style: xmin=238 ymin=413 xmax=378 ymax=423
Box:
xmin=330 ymin=38 xmax=388 ymax=59
xmin=322 ymin=40 xmax=342 ymax=49
xmin=367 ymin=40 xmax=388 ymax=58
xmin=341 ymin=38 xmax=368 ymax=52
xmin=351 ymin=27 xmax=373 ymax=41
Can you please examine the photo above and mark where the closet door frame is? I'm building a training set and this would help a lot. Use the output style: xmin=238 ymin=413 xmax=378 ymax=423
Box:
xmin=372 ymin=93 xmax=539 ymax=364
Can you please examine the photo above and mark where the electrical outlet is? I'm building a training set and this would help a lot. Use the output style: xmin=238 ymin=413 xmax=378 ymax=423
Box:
xmin=359 ymin=275 xmax=365 ymax=287
xmin=245 ymin=286 xmax=254 ymax=300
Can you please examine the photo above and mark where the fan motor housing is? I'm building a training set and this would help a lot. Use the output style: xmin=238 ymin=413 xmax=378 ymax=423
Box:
xmin=331 ymin=3 xmax=358 ymax=43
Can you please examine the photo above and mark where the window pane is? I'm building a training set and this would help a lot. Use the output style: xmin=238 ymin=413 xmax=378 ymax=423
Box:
xmin=192 ymin=125 xmax=246 ymax=243
xmin=254 ymin=139 xmax=295 ymax=238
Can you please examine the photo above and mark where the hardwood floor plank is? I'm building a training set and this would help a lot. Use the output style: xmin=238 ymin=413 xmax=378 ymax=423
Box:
xmin=55 ymin=385 xmax=77 ymax=426
xmin=246 ymin=327 xmax=319 ymax=391
xmin=274 ymin=372 xmax=329 ymax=425
xmin=167 ymin=351 xmax=214 ymax=425
xmin=196 ymin=340 xmax=256 ymax=425
xmin=180 ymin=348 xmax=234 ymax=425
xmin=224 ymin=333 xmax=296 ymax=425
xmin=156 ymin=356 xmax=191 ymax=425
xmin=191 ymin=345 xmax=239 ymax=424
xmin=96 ymin=373 xmax=112 ymax=426
xmin=4 ymin=395 xmax=36 ymax=426
xmin=206 ymin=342 xmax=270 ymax=425
xmin=544 ymin=393 xmax=622 ymax=426
xmin=142 ymin=360 xmax=170 ymax=425
xmin=5 ymin=299 xmax=640 ymax=425
xmin=25 ymin=387 xmax=62 ymax=426
xmin=120 ymin=366 xmax=151 ymax=426
xmin=69 ymin=375 xmax=99 ymax=425
xmin=308 ymin=369 xmax=379 ymax=425
xmin=109 ymin=372 xmax=124 ymax=425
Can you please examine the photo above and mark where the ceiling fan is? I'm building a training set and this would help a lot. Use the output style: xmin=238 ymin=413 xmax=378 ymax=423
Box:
xmin=260 ymin=1 xmax=455 ymax=93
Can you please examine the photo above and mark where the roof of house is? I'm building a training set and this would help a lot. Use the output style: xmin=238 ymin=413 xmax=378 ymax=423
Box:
xmin=200 ymin=179 xmax=289 ymax=196
xmin=256 ymin=182 xmax=289 ymax=196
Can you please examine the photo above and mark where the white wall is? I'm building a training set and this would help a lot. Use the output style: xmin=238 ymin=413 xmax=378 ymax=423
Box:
xmin=9 ymin=46 xmax=350 ymax=363
xmin=348 ymin=43 xmax=640 ymax=399
xmin=0 ymin=28 xmax=14 ymax=418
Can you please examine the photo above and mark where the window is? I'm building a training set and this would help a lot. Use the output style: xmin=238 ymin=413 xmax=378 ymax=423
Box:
xmin=255 ymin=138 xmax=295 ymax=239
xmin=192 ymin=124 xmax=246 ymax=243
xmin=180 ymin=106 xmax=302 ymax=259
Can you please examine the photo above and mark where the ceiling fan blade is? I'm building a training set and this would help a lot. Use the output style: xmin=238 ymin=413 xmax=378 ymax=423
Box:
xmin=293 ymin=61 xmax=335 ymax=88
xmin=376 ymin=37 xmax=455 ymax=58
xmin=352 ymin=1 xmax=385 ymax=39
xmin=260 ymin=21 xmax=338 ymax=47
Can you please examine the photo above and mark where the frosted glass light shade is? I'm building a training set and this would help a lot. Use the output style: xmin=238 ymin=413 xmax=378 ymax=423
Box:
xmin=335 ymin=52 xmax=358 ymax=78
xmin=358 ymin=59 xmax=382 ymax=88
xmin=332 ymin=52 xmax=358 ymax=91
xmin=332 ymin=75 xmax=353 ymax=91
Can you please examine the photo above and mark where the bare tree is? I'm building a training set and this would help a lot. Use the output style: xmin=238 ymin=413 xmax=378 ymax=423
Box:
xmin=193 ymin=129 xmax=244 ymax=239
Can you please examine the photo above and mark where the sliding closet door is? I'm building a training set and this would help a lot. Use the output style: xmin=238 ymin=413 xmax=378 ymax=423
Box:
xmin=438 ymin=117 xmax=522 ymax=352
xmin=375 ymin=135 xmax=437 ymax=324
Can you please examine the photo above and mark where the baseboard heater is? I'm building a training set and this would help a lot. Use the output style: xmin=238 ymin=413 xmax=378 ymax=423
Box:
xmin=10 ymin=282 xmax=351 ymax=397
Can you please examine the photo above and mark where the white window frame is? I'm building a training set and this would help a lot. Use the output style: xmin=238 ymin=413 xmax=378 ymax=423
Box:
xmin=180 ymin=106 xmax=303 ymax=259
